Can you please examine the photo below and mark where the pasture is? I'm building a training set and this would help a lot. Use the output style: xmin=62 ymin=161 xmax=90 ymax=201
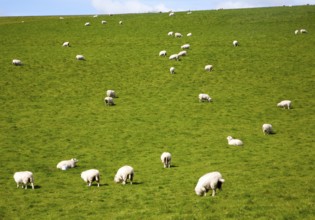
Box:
xmin=0 ymin=5 xmax=314 ymax=219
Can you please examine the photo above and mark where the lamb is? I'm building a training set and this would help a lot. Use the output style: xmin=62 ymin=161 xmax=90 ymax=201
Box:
xmin=178 ymin=51 xmax=187 ymax=57
xmin=204 ymin=65 xmax=213 ymax=72
xmin=104 ymin=96 xmax=114 ymax=106
xmin=13 ymin=171 xmax=34 ymax=190
xmin=12 ymin=59 xmax=22 ymax=66
xmin=175 ymin=32 xmax=183 ymax=38
xmin=76 ymin=55 xmax=85 ymax=60
xmin=198 ymin=94 xmax=212 ymax=102
xmin=181 ymin=44 xmax=190 ymax=49
xmin=106 ymin=90 xmax=116 ymax=98
xmin=114 ymin=165 xmax=134 ymax=185
xmin=294 ymin=30 xmax=299 ymax=35
xmin=227 ymin=136 xmax=243 ymax=146
xmin=277 ymin=100 xmax=291 ymax=109
xmin=85 ymin=22 xmax=90 ymax=26
xmin=195 ymin=171 xmax=224 ymax=196
xmin=168 ymin=31 xmax=174 ymax=36
xmin=187 ymin=33 xmax=192 ymax=37
xmin=159 ymin=50 xmax=167 ymax=57
xmin=300 ymin=29 xmax=307 ymax=33
xmin=62 ymin=42 xmax=70 ymax=47
xmin=56 ymin=158 xmax=78 ymax=170
xmin=233 ymin=40 xmax=239 ymax=46
xmin=161 ymin=152 xmax=172 ymax=168
xmin=169 ymin=54 xmax=179 ymax=61
xmin=262 ymin=124 xmax=273 ymax=135
xmin=81 ymin=169 xmax=100 ymax=187
xmin=170 ymin=67 xmax=175 ymax=74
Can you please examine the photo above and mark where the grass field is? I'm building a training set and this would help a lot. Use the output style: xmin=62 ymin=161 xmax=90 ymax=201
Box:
xmin=0 ymin=5 xmax=314 ymax=219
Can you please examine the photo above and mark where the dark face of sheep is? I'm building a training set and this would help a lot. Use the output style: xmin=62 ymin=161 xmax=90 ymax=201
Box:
xmin=217 ymin=181 xmax=223 ymax=190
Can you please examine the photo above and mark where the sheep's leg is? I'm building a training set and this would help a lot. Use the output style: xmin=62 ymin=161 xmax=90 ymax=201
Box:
xmin=31 ymin=183 xmax=34 ymax=190
xmin=212 ymin=189 xmax=216 ymax=196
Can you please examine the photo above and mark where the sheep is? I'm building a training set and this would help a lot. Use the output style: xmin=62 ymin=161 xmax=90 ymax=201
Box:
xmin=169 ymin=54 xmax=179 ymax=61
xmin=119 ymin=21 xmax=123 ymax=25
xmin=204 ymin=65 xmax=213 ymax=72
xmin=168 ymin=31 xmax=174 ymax=36
xmin=62 ymin=42 xmax=70 ymax=47
xmin=175 ymin=32 xmax=183 ymax=38
xmin=300 ymin=29 xmax=307 ymax=33
xmin=12 ymin=59 xmax=22 ymax=66
xmin=114 ymin=165 xmax=134 ymax=185
xmin=233 ymin=40 xmax=239 ymax=46
xmin=159 ymin=50 xmax=167 ymax=57
xmin=101 ymin=20 xmax=107 ymax=24
xmin=104 ymin=96 xmax=114 ymax=106
xmin=187 ymin=33 xmax=192 ymax=37
xmin=81 ymin=169 xmax=100 ymax=187
xmin=195 ymin=171 xmax=224 ymax=196
xmin=277 ymin=100 xmax=291 ymax=109
xmin=85 ymin=22 xmax=90 ymax=26
xmin=169 ymin=12 xmax=174 ymax=16
xmin=56 ymin=158 xmax=78 ymax=170
xmin=262 ymin=124 xmax=273 ymax=135
xmin=76 ymin=55 xmax=85 ymax=60
xmin=13 ymin=171 xmax=34 ymax=190
xmin=198 ymin=94 xmax=212 ymax=102
xmin=161 ymin=152 xmax=171 ymax=168
xmin=170 ymin=67 xmax=175 ymax=74
xmin=294 ymin=30 xmax=299 ymax=35
xmin=178 ymin=51 xmax=187 ymax=57
xmin=227 ymin=136 xmax=243 ymax=146
xmin=106 ymin=90 xmax=116 ymax=98
xmin=181 ymin=44 xmax=190 ymax=49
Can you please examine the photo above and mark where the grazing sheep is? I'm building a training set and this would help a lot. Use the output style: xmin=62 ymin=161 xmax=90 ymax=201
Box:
xmin=62 ymin=42 xmax=70 ymax=47
xmin=85 ymin=22 xmax=90 ymax=26
xmin=56 ymin=158 xmax=78 ymax=170
xmin=161 ymin=152 xmax=172 ymax=168
xmin=227 ymin=136 xmax=243 ymax=146
xmin=262 ymin=124 xmax=273 ymax=135
xmin=294 ymin=30 xmax=299 ymax=35
xmin=12 ymin=59 xmax=22 ymax=66
xmin=233 ymin=40 xmax=239 ymax=46
xmin=114 ymin=165 xmax=134 ymax=185
xmin=119 ymin=21 xmax=123 ymax=24
xmin=187 ymin=33 xmax=192 ymax=37
xmin=81 ymin=169 xmax=100 ymax=187
xmin=199 ymin=94 xmax=212 ymax=102
xmin=204 ymin=65 xmax=213 ymax=72
xmin=170 ymin=67 xmax=175 ymax=74
xmin=169 ymin=12 xmax=174 ymax=16
xmin=76 ymin=55 xmax=85 ymax=60
xmin=104 ymin=96 xmax=114 ymax=106
xmin=169 ymin=54 xmax=179 ymax=61
xmin=168 ymin=31 xmax=174 ymax=36
xmin=13 ymin=171 xmax=34 ymax=190
xmin=159 ymin=50 xmax=167 ymax=57
xmin=175 ymin=32 xmax=183 ymax=38
xmin=101 ymin=20 xmax=107 ymax=24
xmin=195 ymin=171 xmax=224 ymax=196
xmin=181 ymin=44 xmax=190 ymax=49
xmin=277 ymin=100 xmax=292 ymax=109
xmin=300 ymin=29 xmax=307 ymax=33
xmin=178 ymin=51 xmax=187 ymax=57
xmin=106 ymin=90 xmax=116 ymax=98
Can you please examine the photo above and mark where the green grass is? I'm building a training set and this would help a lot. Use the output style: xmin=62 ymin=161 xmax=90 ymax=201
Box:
xmin=1 ymin=5 xmax=315 ymax=219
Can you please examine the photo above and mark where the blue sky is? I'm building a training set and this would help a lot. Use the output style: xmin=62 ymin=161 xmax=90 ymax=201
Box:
xmin=1 ymin=0 xmax=314 ymax=16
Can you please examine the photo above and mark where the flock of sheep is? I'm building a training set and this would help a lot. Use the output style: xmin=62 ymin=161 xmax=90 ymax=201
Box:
xmin=11 ymin=10 xmax=298 ymax=197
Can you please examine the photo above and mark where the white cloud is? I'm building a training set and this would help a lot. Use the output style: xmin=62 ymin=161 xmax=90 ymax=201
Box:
xmin=91 ymin=0 xmax=171 ymax=14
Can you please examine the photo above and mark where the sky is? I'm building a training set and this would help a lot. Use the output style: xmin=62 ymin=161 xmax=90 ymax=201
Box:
xmin=1 ymin=0 xmax=314 ymax=16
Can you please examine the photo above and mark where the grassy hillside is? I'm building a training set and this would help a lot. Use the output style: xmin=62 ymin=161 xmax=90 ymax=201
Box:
xmin=0 ymin=5 xmax=314 ymax=219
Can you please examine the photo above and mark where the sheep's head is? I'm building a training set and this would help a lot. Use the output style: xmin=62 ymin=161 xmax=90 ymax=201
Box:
xmin=114 ymin=175 xmax=121 ymax=183
xmin=227 ymin=136 xmax=233 ymax=141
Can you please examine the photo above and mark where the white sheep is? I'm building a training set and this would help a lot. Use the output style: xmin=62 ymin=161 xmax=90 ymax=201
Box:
xmin=227 ymin=136 xmax=243 ymax=146
xmin=76 ymin=55 xmax=85 ymax=60
xmin=178 ymin=51 xmax=187 ymax=57
xmin=187 ymin=33 xmax=192 ymax=37
xmin=168 ymin=31 xmax=174 ymax=36
xmin=81 ymin=169 xmax=100 ymax=187
xmin=170 ymin=67 xmax=175 ymax=74
xmin=205 ymin=65 xmax=213 ymax=72
xmin=169 ymin=54 xmax=179 ymax=61
xmin=175 ymin=32 xmax=183 ymax=38
xmin=13 ymin=171 xmax=34 ymax=190
xmin=119 ymin=21 xmax=123 ymax=25
xmin=85 ymin=22 xmax=90 ymax=26
xmin=62 ymin=42 xmax=70 ymax=47
xmin=198 ymin=94 xmax=212 ymax=102
xmin=159 ymin=50 xmax=167 ymax=57
xmin=195 ymin=171 xmax=224 ymax=196
xmin=101 ymin=20 xmax=107 ymax=24
xmin=169 ymin=12 xmax=174 ymax=16
xmin=114 ymin=165 xmax=134 ymax=185
xmin=56 ymin=158 xmax=78 ymax=170
xmin=233 ymin=40 xmax=239 ymax=46
xmin=262 ymin=124 xmax=273 ymax=135
xmin=161 ymin=152 xmax=172 ymax=168
xmin=12 ymin=59 xmax=22 ymax=66
xmin=300 ymin=29 xmax=307 ymax=33
xmin=277 ymin=100 xmax=291 ymax=109
xmin=106 ymin=90 xmax=116 ymax=98
xmin=294 ymin=30 xmax=299 ymax=35
xmin=104 ymin=96 xmax=114 ymax=106
xmin=181 ymin=44 xmax=190 ymax=49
